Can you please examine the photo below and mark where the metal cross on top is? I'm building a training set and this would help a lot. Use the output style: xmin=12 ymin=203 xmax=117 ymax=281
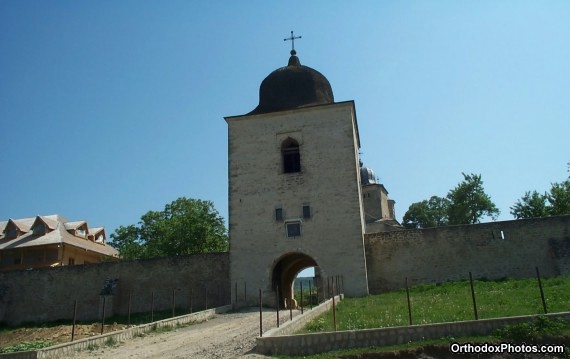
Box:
xmin=284 ymin=31 xmax=302 ymax=53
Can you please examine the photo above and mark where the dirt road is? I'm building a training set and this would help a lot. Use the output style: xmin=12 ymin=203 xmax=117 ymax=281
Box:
xmin=69 ymin=308 xmax=298 ymax=359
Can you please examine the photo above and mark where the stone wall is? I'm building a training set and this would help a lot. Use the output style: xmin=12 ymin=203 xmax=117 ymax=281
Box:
xmin=0 ymin=253 xmax=229 ymax=326
xmin=365 ymin=215 xmax=570 ymax=293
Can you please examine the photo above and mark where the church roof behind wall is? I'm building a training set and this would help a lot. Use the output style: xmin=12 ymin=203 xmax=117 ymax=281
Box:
xmin=248 ymin=50 xmax=334 ymax=115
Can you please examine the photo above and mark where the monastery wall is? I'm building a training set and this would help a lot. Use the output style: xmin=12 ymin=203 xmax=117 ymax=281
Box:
xmin=0 ymin=253 xmax=229 ymax=325
xmin=365 ymin=215 xmax=570 ymax=293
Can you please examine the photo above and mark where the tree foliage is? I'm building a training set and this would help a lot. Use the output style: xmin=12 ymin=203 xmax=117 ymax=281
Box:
xmin=403 ymin=173 xmax=499 ymax=228
xmin=447 ymin=173 xmax=500 ymax=225
xmin=510 ymin=164 xmax=570 ymax=219
xmin=109 ymin=197 xmax=228 ymax=260
xmin=509 ymin=191 xmax=549 ymax=219
xmin=402 ymin=196 xmax=450 ymax=229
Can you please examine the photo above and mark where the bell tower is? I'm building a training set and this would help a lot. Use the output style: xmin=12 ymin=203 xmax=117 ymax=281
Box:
xmin=226 ymin=47 xmax=369 ymax=307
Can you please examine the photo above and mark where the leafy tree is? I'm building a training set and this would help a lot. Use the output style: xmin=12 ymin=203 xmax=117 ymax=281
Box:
xmin=510 ymin=163 xmax=570 ymax=219
xmin=110 ymin=197 xmax=228 ymax=260
xmin=548 ymin=180 xmax=570 ymax=215
xmin=402 ymin=173 xmax=499 ymax=228
xmin=447 ymin=173 xmax=500 ymax=225
xmin=510 ymin=191 xmax=549 ymax=219
xmin=402 ymin=196 xmax=449 ymax=229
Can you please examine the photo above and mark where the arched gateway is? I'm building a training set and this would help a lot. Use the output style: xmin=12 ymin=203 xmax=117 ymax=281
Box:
xmin=226 ymin=48 xmax=371 ymax=308
xmin=272 ymin=252 xmax=318 ymax=308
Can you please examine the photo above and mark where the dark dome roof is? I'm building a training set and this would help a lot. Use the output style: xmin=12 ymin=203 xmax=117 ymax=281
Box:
xmin=360 ymin=162 xmax=377 ymax=185
xmin=248 ymin=52 xmax=334 ymax=115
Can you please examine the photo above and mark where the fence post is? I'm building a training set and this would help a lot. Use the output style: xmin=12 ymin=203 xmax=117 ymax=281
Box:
xmin=259 ymin=289 xmax=263 ymax=337
xmin=289 ymin=296 xmax=293 ymax=320
xmin=71 ymin=300 xmax=77 ymax=342
xmin=150 ymin=291 xmax=154 ymax=323
xmin=100 ymin=296 xmax=106 ymax=335
xmin=172 ymin=288 xmax=176 ymax=318
xmin=315 ymin=277 xmax=319 ymax=304
xmin=235 ymin=282 xmax=238 ymax=306
xmin=217 ymin=285 xmax=221 ymax=307
xmin=469 ymin=272 xmax=478 ymax=320
xmin=205 ymin=285 xmax=208 ymax=310
xmin=334 ymin=274 xmax=340 ymax=294
xmin=128 ymin=291 xmax=132 ymax=326
xmin=276 ymin=285 xmax=280 ymax=328
xmin=300 ymin=281 xmax=304 ymax=314
xmin=308 ymin=280 xmax=312 ymax=310
xmin=332 ymin=282 xmax=337 ymax=331
xmin=536 ymin=267 xmax=548 ymax=314
xmin=244 ymin=282 xmax=247 ymax=306
xmin=405 ymin=277 xmax=412 ymax=326
xmin=189 ymin=287 xmax=193 ymax=314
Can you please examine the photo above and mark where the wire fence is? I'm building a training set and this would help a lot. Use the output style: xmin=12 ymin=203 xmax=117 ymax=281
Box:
xmin=62 ymin=283 xmax=231 ymax=341
xmin=300 ymin=267 xmax=569 ymax=333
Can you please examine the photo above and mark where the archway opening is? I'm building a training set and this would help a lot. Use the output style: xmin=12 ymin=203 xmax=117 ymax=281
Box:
xmin=272 ymin=252 xmax=318 ymax=309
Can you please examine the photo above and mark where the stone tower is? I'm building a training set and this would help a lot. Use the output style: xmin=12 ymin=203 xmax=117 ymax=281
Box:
xmin=226 ymin=50 xmax=369 ymax=307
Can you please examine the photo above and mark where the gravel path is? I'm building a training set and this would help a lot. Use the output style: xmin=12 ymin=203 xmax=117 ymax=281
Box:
xmin=69 ymin=308 xmax=299 ymax=359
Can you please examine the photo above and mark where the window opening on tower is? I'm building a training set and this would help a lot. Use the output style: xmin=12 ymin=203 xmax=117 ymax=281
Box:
xmin=282 ymin=138 xmax=300 ymax=173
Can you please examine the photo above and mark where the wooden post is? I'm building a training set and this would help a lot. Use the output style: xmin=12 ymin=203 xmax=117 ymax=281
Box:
xmin=172 ymin=288 xmax=176 ymax=318
xmin=150 ymin=291 xmax=154 ymax=323
xmin=309 ymin=280 xmax=313 ymax=310
xmin=332 ymin=282 xmax=337 ymax=331
xmin=289 ymin=297 xmax=293 ymax=320
xmin=71 ymin=300 xmax=77 ymax=342
xmin=405 ymin=277 xmax=412 ymax=325
xmin=469 ymin=272 xmax=478 ymax=320
xmin=300 ymin=281 xmax=304 ymax=314
xmin=315 ymin=277 xmax=319 ymax=304
xmin=127 ymin=291 xmax=132 ymax=326
xmin=205 ymin=285 xmax=208 ymax=310
xmin=189 ymin=287 xmax=193 ymax=314
xmin=259 ymin=289 xmax=263 ymax=337
xmin=536 ymin=267 xmax=548 ymax=314
xmin=276 ymin=285 xmax=280 ymax=328
xmin=244 ymin=282 xmax=247 ymax=306
xmin=100 ymin=296 xmax=106 ymax=335
xmin=235 ymin=282 xmax=238 ymax=306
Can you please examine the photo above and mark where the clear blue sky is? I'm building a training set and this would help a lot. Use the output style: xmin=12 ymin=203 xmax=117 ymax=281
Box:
xmin=2 ymin=1 xmax=569 ymax=240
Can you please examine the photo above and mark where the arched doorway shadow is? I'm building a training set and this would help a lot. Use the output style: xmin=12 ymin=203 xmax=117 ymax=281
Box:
xmin=272 ymin=252 xmax=318 ymax=309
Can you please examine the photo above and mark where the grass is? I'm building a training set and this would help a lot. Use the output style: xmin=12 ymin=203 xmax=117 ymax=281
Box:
xmin=279 ymin=317 xmax=570 ymax=359
xmin=299 ymin=276 xmax=570 ymax=333
xmin=104 ymin=336 xmax=118 ymax=347
xmin=0 ymin=340 xmax=54 ymax=353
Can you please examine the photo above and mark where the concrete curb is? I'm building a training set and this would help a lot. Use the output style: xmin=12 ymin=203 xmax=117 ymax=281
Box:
xmin=256 ymin=311 xmax=570 ymax=356
xmin=0 ymin=305 xmax=232 ymax=359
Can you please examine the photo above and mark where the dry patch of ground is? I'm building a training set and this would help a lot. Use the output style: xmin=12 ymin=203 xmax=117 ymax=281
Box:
xmin=0 ymin=322 xmax=125 ymax=348
xmin=1 ymin=308 xmax=295 ymax=358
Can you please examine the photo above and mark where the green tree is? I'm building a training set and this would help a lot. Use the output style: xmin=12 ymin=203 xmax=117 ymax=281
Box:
xmin=110 ymin=224 xmax=145 ymax=259
xmin=447 ymin=173 xmax=500 ymax=225
xmin=548 ymin=180 xmax=570 ymax=215
xmin=403 ymin=173 xmax=499 ymax=228
xmin=510 ymin=163 xmax=570 ymax=219
xmin=109 ymin=197 xmax=228 ymax=260
xmin=510 ymin=191 xmax=549 ymax=219
xmin=402 ymin=196 xmax=450 ymax=229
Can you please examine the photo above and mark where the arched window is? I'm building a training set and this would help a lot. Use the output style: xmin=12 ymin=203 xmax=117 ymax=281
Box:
xmin=282 ymin=138 xmax=300 ymax=173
